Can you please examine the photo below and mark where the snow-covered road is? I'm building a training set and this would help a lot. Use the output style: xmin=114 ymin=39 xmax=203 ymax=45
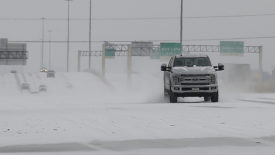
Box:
xmin=0 ymin=72 xmax=275 ymax=154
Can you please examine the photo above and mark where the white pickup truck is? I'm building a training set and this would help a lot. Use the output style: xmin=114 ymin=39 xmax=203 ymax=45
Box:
xmin=161 ymin=54 xmax=224 ymax=103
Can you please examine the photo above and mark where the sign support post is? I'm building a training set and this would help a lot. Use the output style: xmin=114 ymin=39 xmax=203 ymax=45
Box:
xmin=102 ymin=44 xmax=106 ymax=77
xmin=259 ymin=46 xmax=263 ymax=73
xmin=77 ymin=51 xmax=81 ymax=72
xmin=127 ymin=45 xmax=132 ymax=86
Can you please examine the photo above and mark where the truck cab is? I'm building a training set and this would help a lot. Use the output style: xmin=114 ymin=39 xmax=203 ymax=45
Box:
xmin=161 ymin=54 xmax=224 ymax=103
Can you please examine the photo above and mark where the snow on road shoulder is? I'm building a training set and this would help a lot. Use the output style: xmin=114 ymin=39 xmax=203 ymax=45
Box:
xmin=1 ymin=72 xmax=275 ymax=152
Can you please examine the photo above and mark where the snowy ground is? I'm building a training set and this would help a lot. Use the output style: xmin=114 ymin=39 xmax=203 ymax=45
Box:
xmin=0 ymin=71 xmax=275 ymax=154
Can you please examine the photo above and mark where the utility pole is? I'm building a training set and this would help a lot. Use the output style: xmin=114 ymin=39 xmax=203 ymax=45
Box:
xmin=41 ymin=17 xmax=46 ymax=68
xmin=48 ymin=30 xmax=52 ymax=70
xmin=88 ymin=0 xmax=92 ymax=70
xmin=65 ymin=0 xmax=72 ymax=72
xmin=180 ymin=0 xmax=183 ymax=46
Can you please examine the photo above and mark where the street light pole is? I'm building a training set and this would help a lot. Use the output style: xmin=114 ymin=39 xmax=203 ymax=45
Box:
xmin=41 ymin=17 xmax=46 ymax=68
xmin=65 ymin=0 xmax=72 ymax=72
xmin=88 ymin=0 xmax=92 ymax=70
xmin=48 ymin=30 xmax=52 ymax=70
xmin=180 ymin=0 xmax=183 ymax=46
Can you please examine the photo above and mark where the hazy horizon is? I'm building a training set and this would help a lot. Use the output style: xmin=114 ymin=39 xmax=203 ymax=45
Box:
xmin=0 ymin=0 xmax=275 ymax=72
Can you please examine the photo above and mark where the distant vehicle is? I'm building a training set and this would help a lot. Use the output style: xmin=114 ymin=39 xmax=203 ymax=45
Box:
xmin=10 ymin=70 xmax=17 ymax=73
xmin=47 ymin=70 xmax=55 ymax=78
xmin=21 ymin=83 xmax=30 ymax=90
xmin=40 ymin=67 xmax=48 ymax=72
xmin=39 ymin=85 xmax=47 ymax=91
xmin=161 ymin=54 xmax=224 ymax=103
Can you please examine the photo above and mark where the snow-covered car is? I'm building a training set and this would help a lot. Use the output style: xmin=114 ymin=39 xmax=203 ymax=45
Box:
xmin=47 ymin=70 xmax=55 ymax=78
xmin=39 ymin=85 xmax=47 ymax=91
xmin=21 ymin=83 xmax=30 ymax=90
xmin=161 ymin=54 xmax=224 ymax=103
xmin=10 ymin=70 xmax=17 ymax=73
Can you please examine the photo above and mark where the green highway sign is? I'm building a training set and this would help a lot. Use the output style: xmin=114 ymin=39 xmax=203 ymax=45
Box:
xmin=105 ymin=48 xmax=115 ymax=58
xmin=220 ymin=41 xmax=244 ymax=56
xmin=160 ymin=43 xmax=182 ymax=57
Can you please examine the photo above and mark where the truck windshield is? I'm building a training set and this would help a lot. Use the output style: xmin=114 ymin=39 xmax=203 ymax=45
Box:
xmin=173 ymin=57 xmax=211 ymax=67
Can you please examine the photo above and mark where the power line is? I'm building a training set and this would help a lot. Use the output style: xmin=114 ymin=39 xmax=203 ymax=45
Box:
xmin=7 ymin=36 xmax=275 ymax=44
xmin=0 ymin=17 xmax=178 ymax=21
xmin=1 ymin=13 xmax=275 ymax=21
xmin=183 ymin=13 xmax=275 ymax=19
xmin=183 ymin=36 xmax=275 ymax=41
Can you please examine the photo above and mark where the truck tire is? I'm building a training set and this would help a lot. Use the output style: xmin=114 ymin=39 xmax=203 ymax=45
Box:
xmin=204 ymin=96 xmax=211 ymax=102
xmin=169 ymin=93 xmax=177 ymax=103
xmin=211 ymin=92 xmax=219 ymax=102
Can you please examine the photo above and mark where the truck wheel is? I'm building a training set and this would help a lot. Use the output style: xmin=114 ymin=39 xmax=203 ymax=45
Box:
xmin=204 ymin=96 xmax=211 ymax=102
xmin=169 ymin=93 xmax=177 ymax=103
xmin=211 ymin=92 xmax=219 ymax=102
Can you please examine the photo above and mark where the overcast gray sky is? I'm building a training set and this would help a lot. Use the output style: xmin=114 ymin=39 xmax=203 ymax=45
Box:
xmin=0 ymin=0 xmax=275 ymax=72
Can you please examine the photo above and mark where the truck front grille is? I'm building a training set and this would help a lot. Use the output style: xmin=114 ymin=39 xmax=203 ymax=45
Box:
xmin=178 ymin=74 xmax=211 ymax=83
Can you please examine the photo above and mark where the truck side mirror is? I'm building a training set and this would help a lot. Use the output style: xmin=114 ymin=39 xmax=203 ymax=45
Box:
xmin=161 ymin=64 xmax=167 ymax=71
xmin=218 ymin=63 xmax=224 ymax=71
xmin=214 ymin=63 xmax=224 ymax=71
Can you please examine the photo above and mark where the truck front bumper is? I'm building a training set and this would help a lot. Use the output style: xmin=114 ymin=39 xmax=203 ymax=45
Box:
xmin=170 ymin=84 xmax=218 ymax=97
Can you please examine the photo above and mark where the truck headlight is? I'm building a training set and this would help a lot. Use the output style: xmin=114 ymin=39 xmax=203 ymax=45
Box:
xmin=210 ymin=74 xmax=216 ymax=84
xmin=172 ymin=75 xmax=179 ymax=84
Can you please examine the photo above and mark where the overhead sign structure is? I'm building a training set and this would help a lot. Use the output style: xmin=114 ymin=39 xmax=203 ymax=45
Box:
xmin=220 ymin=41 xmax=244 ymax=56
xmin=160 ymin=43 xmax=182 ymax=60
xmin=131 ymin=42 xmax=153 ymax=56
xmin=0 ymin=38 xmax=28 ymax=65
